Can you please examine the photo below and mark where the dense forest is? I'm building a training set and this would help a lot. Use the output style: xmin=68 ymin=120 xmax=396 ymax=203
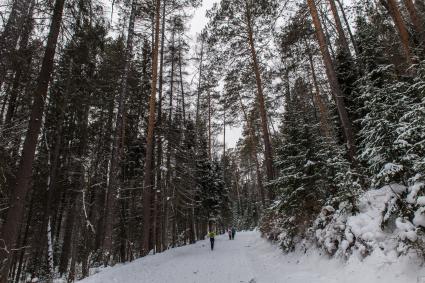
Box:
xmin=0 ymin=0 xmax=425 ymax=282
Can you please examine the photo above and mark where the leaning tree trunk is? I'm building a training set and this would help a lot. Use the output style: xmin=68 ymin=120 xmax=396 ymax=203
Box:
xmin=245 ymin=4 xmax=275 ymax=182
xmin=335 ymin=0 xmax=360 ymax=57
xmin=103 ymin=0 xmax=137 ymax=264
xmin=380 ymin=0 xmax=413 ymax=63
xmin=403 ymin=0 xmax=424 ymax=47
xmin=305 ymin=39 xmax=332 ymax=139
xmin=0 ymin=1 xmax=65 ymax=281
xmin=307 ymin=0 xmax=357 ymax=163
xmin=142 ymin=0 xmax=162 ymax=256
xmin=328 ymin=0 xmax=351 ymax=56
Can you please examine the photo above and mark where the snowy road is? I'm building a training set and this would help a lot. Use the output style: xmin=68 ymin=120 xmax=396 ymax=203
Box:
xmin=78 ymin=231 xmax=421 ymax=283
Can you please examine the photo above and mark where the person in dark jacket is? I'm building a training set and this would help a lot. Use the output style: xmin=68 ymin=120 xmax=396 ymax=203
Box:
xmin=231 ymin=227 xmax=236 ymax=240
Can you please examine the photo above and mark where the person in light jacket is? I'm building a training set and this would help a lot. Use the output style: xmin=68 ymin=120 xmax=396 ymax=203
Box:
xmin=208 ymin=230 xmax=216 ymax=250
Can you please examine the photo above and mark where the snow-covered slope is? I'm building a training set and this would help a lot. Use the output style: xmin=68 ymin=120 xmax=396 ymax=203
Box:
xmin=77 ymin=231 xmax=423 ymax=283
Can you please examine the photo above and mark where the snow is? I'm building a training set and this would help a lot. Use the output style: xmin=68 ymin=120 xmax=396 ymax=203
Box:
xmin=413 ymin=207 xmax=425 ymax=227
xmin=314 ymin=183 xmax=425 ymax=259
xmin=76 ymin=231 xmax=423 ymax=283
xmin=407 ymin=182 xmax=424 ymax=204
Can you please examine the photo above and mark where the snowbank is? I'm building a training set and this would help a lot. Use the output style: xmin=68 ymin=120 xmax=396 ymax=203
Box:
xmin=315 ymin=183 xmax=425 ymax=260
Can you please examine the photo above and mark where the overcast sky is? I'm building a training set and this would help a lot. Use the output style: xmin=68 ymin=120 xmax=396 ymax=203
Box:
xmin=188 ymin=0 xmax=243 ymax=149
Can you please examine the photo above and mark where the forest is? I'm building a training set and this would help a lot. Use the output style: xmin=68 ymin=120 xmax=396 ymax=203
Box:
xmin=0 ymin=0 xmax=425 ymax=282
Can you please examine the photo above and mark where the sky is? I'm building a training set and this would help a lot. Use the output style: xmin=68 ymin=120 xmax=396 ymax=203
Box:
xmin=188 ymin=0 xmax=243 ymax=149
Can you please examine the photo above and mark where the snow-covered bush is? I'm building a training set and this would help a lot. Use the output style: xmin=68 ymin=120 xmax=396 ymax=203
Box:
xmin=313 ymin=181 xmax=425 ymax=260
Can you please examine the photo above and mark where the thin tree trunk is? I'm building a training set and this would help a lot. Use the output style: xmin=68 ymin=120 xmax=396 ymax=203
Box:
xmin=328 ymin=0 xmax=351 ymax=56
xmin=245 ymin=4 xmax=274 ymax=182
xmin=335 ymin=0 xmax=360 ymax=56
xmin=142 ymin=0 xmax=162 ymax=256
xmin=4 ymin=0 xmax=35 ymax=127
xmin=237 ymin=93 xmax=266 ymax=206
xmin=0 ymin=1 xmax=65 ymax=281
xmin=195 ymin=34 xmax=205 ymax=128
xmin=223 ymin=109 xmax=226 ymax=160
xmin=0 ymin=0 xmax=31 ymax=84
xmin=307 ymin=0 xmax=357 ymax=163
xmin=208 ymin=90 xmax=212 ymax=160
xmin=163 ymin=23 xmax=176 ymax=252
xmin=306 ymin=40 xmax=332 ymax=138
xmin=178 ymin=40 xmax=186 ymax=124
xmin=155 ymin=0 xmax=167 ymax=253
xmin=103 ymin=0 xmax=137 ymax=264
xmin=13 ymin=189 xmax=35 ymax=283
xmin=320 ymin=10 xmax=337 ymax=61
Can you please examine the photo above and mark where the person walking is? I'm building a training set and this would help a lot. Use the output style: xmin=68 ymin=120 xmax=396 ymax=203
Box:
xmin=228 ymin=228 xmax=232 ymax=240
xmin=208 ymin=230 xmax=216 ymax=250
xmin=231 ymin=227 xmax=236 ymax=240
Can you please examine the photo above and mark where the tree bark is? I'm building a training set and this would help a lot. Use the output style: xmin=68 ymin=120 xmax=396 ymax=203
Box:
xmin=335 ymin=0 xmax=360 ymax=56
xmin=178 ymin=40 xmax=186 ymax=124
xmin=155 ymin=0 xmax=167 ymax=253
xmin=195 ymin=34 xmax=205 ymax=129
xmin=208 ymin=90 xmax=212 ymax=160
xmin=142 ymin=0 xmax=162 ymax=256
xmin=103 ymin=0 xmax=137 ymax=264
xmin=245 ymin=4 xmax=275 ymax=182
xmin=380 ymin=0 xmax=413 ymax=63
xmin=4 ymin=0 xmax=35 ymax=127
xmin=0 ymin=1 xmax=65 ymax=281
xmin=0 ymin=0 xmax=31 ymax=84
xmin=307 ymin=0 xmax=357 ymax=163
xmin=237 ymin=93 xmax=266 ymax=206
xmin=328 ymin=0 xmax=351 ymax=56
xmin=306 ymin=40 xmax=332 ymax=139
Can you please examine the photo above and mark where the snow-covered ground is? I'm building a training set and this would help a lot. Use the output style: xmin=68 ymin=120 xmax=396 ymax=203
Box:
xmin=77 ymin=231 xmax=423 ymax=283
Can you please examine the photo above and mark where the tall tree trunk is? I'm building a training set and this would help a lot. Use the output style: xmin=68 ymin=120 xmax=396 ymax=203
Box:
xmin=380 ymin=0 xmax=413 ymax=63
xmin=237 ymin=93 xmax=266 ymax=206
xmin=245 ymin=4 xmax=274 ymax=182
xmin=4 ymin=0 xmax=35 ymax=127
xmin=335 ymin=0 xmax=360 ymax=56
xmin=0 ymin=0 xmax=31 ymax=84
xmin=305 ymin=40 xmax=332 ymax=138
xmin=12 ymin=189 xmax=35 ymax=283
xmin=0 ymin=1 xmax=65 ymax=281
xmin=178 ymin=40 xmax=186 ymax=124
xmin=103 ymin=0 xmax=137 ymax=264
xmin=328 ymin=0 xmax=351 ymax=56
xmin=164 ymin=26 xmax=176 ymax=253
xmin=208 ymin=90 xmax=212 ymax=160
xmin=155 ymin=0 xmax=167 ymax=253
xmin=307 ymin=0 xmax=357 ymax=163
xmin=223 ymin=109 xmax=226 ymax=160
xmin=142 ymin=0 xmax=161 ymax=256
xmin=195 ymin=34 xmax=205 ymax=129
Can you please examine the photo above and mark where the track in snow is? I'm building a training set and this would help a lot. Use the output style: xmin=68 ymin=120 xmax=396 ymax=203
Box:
xmin=78 ymin=231 xmax=421 ymax=283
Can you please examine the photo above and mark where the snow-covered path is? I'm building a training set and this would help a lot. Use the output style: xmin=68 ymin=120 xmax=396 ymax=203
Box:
xmin=78 ymin=231 xmax=422 ymax=283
